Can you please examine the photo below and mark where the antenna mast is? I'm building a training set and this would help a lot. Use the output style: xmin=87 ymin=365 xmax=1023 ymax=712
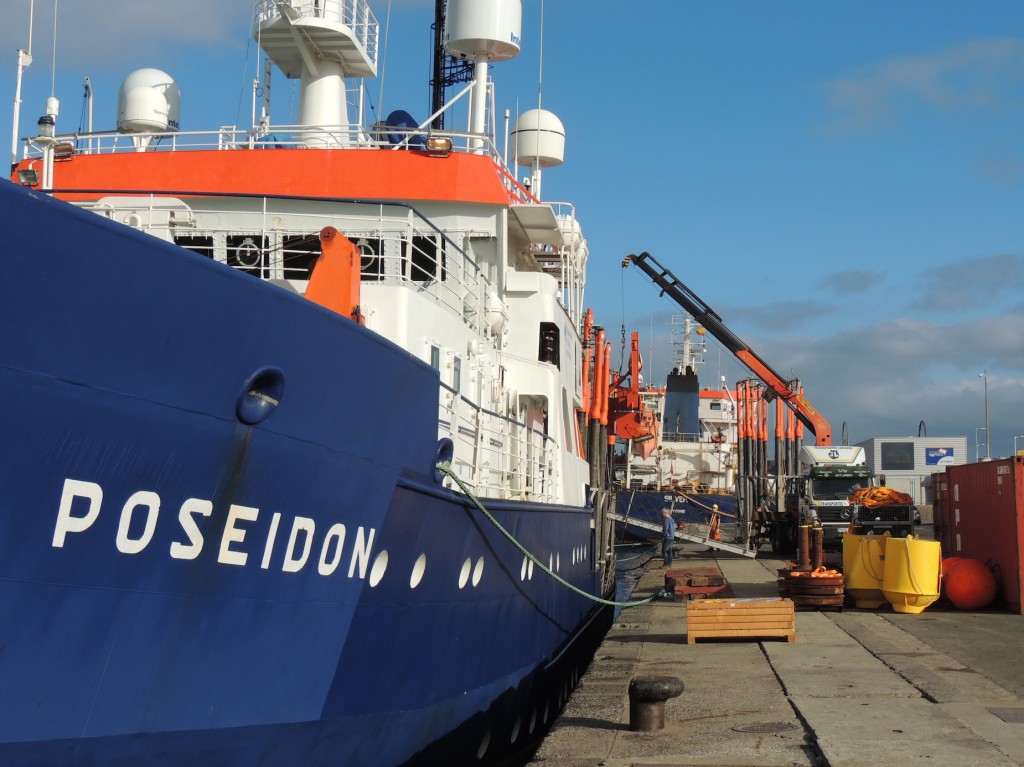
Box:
xmin=429 ymin=0 xmax=472 ymax=129
xmin=10 ymin=0 xmax=35 ymax=168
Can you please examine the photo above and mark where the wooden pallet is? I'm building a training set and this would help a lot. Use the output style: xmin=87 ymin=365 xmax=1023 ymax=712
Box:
xmin=685 ymin=597 xmax=796 ymax=644
xmin=666 ymin=567 xmax=730 ymax=601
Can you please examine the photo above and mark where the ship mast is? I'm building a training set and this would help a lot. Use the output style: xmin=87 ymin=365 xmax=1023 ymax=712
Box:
xmin=255 ymin=0 xmax=378 ymax=147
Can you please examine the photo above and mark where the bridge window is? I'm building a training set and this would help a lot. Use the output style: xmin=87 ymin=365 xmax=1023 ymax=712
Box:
xmin=282 ymin=234 xmax=321 ymax=279
xmin=227 ymin=234 xmax=268 ymax=276
xmin=403 ymin=235 xmax=446 ymax=282
xmin=538 ymin=323 xmax=560 ymax=368
xmin=174 ymin=235 xmax=214 ymax=259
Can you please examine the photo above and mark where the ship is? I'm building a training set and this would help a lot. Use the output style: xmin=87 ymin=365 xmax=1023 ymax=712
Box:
xmin=1 ymin=1 xmax=622 ymax=765
xmin=612 ymin=315 xmax=739 ymax=542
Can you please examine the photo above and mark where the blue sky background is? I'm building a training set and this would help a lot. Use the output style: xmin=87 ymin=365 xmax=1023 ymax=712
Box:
xmin=4 ymin=0 xmax=1023 ymax=459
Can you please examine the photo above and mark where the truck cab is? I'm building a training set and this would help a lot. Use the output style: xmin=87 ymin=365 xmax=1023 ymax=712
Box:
xmin=774 ymin=446 xmax=915 ymax=555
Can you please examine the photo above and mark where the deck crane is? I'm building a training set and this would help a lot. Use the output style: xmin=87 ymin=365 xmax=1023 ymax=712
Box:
xmin=621 ymin=251 xmax=833 ymax=446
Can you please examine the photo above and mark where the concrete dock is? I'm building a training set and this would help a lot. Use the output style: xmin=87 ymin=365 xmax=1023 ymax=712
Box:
xmin=529 ymin=542 xmax=1024 ymax=766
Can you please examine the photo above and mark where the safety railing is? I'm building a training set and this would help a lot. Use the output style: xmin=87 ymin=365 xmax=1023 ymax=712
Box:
xmin=74 ymin=192 xmax=494 ymax=337
xmin=253 ymin=0 xmax=378 ymax=65
xmin=440 ymin=385 xmax=559 ymax=504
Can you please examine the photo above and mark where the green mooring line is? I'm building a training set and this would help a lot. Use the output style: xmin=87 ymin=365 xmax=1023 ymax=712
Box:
xmin=436 ymin=461 xmax=657 ymax=608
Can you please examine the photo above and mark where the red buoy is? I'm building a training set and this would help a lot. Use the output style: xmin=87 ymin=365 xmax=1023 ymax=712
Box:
xmin=944 ymin=559 xmax=997 ymax=610
xmin=941 ymin=557 xmax=963 ymax=575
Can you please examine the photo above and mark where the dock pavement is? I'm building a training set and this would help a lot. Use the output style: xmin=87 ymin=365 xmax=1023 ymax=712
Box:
xmin=529 ymin=540 xmax=1024 ymax=767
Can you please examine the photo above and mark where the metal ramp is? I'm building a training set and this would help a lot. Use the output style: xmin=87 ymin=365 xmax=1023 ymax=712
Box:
xmin=610 ymin=512 xmax=758 ymax=558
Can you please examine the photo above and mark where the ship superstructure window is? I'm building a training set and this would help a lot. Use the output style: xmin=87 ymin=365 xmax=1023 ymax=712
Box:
xmin=430 ymin=345 xmax=440 ymax=370
xmin=355 ymin=237 xmax=385 ymax=281
xmin=227 ymin=234 xmax=269 ymax=276
xmin=453 ymin=356 xmax=462 ymax=393
xmin=404 ymin=235 xmax=446 ymax=282
xmin=709 ymin=402 xmax=722 ymax=411
xmin=282 ymin=234 xmax=321 ymax=279
xmin=538 ymin=323 xmax=560 ymax=368
xmin=174 ymin=235 xmax=214 ymax=259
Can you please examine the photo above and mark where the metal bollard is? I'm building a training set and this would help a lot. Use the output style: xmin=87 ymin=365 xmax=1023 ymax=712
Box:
xmin=628 ymin=675 xmax=684 ymax=731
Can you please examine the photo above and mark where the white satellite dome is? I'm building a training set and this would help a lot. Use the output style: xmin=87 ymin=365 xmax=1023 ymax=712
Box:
xmin=117 ymin=68 xmax=181 ymax=133
xmin=511 ymin=109 xmax=565 ymax=168
xmin=444 ymin=0 xmax=521 ymax=61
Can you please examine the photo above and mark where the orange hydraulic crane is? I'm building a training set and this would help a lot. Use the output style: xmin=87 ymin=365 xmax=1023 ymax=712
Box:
xmin=622 ymin=251 xmax=832 ymax=446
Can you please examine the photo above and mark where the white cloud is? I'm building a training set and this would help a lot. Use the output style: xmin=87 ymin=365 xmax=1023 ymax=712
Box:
xmin=824 ymin=38 xmax=1024 ymax=134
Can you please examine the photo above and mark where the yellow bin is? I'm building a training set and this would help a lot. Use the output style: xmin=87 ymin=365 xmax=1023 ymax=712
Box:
xmin=843 ymin=533 xmax=888 ymax=609
xmin=882 ymin=535 xmax=941 ymax=614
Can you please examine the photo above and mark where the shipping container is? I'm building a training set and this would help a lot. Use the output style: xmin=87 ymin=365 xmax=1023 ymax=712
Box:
xmin=929 ymin=470 xmax=953 ymax=556
xmin=945 ymin=456 xmax=1024 ymax=613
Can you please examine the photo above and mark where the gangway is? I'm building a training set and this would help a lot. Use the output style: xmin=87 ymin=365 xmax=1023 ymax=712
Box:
xmin=609 ymin=511 xmax=759 ymax=558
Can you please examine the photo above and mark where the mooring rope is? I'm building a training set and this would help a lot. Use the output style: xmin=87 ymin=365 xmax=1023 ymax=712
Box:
xmin=436 ymin=461 xmax=659 ymax=607
xmin=615 ymin=542 xmax=659 ymax=570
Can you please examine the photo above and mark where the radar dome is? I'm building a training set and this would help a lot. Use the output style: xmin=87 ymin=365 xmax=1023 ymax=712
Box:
xmin=118 ymin=69 xmax=181 ymax=133
xmin=511 ymin=109 xmax=565 ymax=168
xmin=445 ymin=0 xmax=521 ymax=61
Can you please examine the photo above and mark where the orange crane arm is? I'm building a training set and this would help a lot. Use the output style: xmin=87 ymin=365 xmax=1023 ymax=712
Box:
xmin=623 ymin=251 xmax=832 ymax=445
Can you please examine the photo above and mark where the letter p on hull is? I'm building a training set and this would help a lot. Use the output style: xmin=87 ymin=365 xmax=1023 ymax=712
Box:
xmin=53 ymin=479 xmax=103 ymax=547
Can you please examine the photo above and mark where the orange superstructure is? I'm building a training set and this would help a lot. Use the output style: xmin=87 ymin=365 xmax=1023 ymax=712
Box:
xmin=14 ymin=147 xmax=517 ymax=206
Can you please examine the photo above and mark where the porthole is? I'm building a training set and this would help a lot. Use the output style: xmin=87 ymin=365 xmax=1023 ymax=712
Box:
xmin=476 ymin=730 xmax=491 ymax=760
xmin=368 ymin=551 xmax=388 ymax=587
xmin=410 ymin=554 xmax=427 ymax=588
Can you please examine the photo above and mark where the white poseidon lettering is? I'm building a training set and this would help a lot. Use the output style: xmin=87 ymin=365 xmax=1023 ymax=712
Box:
xmin=282 ymin=516 xmax=315 ymax=573
xmin=347 ymin=526 xmax=375 ymax=579
xmin=169 ymin=498 xmax=214 ymax=560
xmin=218 ymin=504 xmax=259 ymax=566
xmin=261 ymin=511 xmax=282 ymax=570
xmin=318 ymin=523 xmax=347 ymax=576
xmin=52 ymin=479 xmax=103 ymax=547
xmin=116 ymin=491 xmax=160 ymax=554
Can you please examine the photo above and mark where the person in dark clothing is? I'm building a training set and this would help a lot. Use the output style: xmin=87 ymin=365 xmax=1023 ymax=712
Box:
xmin=662 ymin=509 xmax=676 ymax=568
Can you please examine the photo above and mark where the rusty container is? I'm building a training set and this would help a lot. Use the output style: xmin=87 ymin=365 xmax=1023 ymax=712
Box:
xmin=944 ymin=456 xmax=1024 ymax=613
xmin=930 ymin=470 xmax=953 ymax=557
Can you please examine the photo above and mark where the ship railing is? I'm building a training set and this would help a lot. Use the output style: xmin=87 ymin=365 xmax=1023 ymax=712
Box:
xmin=70 ymin=191 xmax=495 ymax=338
xmin=660 ymin=431 xmax=703 ymax=444
xmin=439 ymin=384 xmax=558 ymax=504
xmin=253 ymin=0 xmax=378 ymax=66
xmin=18 ymin=123 xmax=468 ymax=155
xmin=20 ymin=122 xmax=537 ymax=208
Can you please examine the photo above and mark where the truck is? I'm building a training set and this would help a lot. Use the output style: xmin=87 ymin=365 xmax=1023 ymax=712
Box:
xmin=773 ymin=446 xmax=916 ymax=554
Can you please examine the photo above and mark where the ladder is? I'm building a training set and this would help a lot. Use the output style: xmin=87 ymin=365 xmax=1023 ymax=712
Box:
xmin=609 ymin=512 xmax=759 ymax=558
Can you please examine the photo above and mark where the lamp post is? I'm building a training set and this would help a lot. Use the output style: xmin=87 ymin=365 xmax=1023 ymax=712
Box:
xmin=980 ymin=371 xmax=990 ymax=460
xmin=975 ymin=427 xmax=986 ymax=463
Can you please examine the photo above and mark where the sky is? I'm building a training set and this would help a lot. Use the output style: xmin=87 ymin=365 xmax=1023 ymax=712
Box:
xmin=3 ymin=0 xmax=1023 ymax=459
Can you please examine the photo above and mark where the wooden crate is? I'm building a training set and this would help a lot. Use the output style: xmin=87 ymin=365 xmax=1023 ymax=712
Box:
xmin=685 ymin=597 xmax=795 ymax=644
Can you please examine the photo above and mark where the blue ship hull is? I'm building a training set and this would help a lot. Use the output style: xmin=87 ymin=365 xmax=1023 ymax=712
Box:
xmin=0 ymin=183 xmax=610 ymax=765
xmin=615 ymin=489 xmax=737 ymax=542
